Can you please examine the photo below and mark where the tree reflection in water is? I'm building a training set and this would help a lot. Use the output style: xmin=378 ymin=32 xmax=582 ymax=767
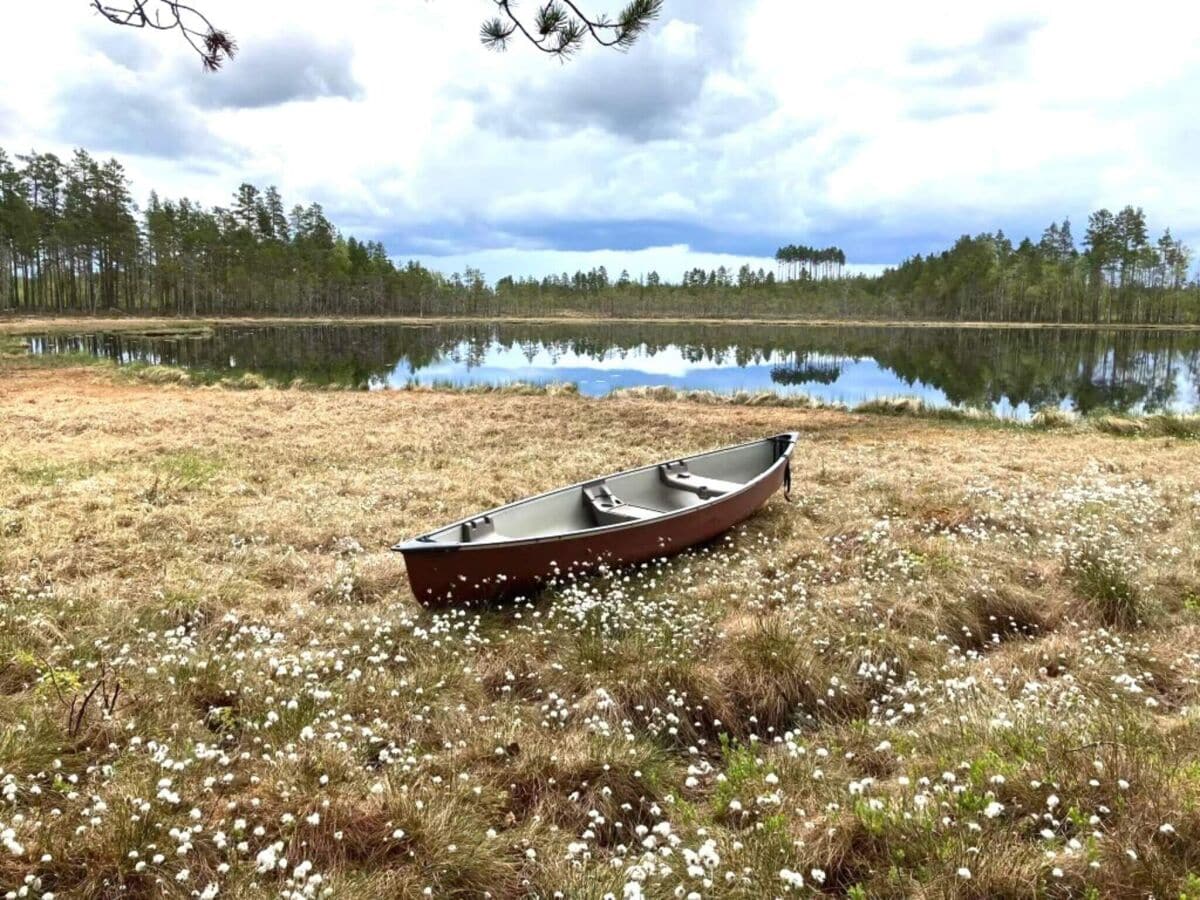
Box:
xmin=28 ymin=322 xmax=1200 ymax=416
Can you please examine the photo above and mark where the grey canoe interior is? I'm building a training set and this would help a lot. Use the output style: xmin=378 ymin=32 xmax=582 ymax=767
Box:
xmin=405 ymin=436 xmax=787 ymax=548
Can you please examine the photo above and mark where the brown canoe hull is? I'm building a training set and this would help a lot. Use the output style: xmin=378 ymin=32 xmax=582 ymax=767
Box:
xmin=400 ymin=448 xmax=791 ymax=606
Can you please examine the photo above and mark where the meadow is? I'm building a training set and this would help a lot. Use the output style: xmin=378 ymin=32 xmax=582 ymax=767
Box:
xmin=2 ymin=354 xmax=1200 ymax=898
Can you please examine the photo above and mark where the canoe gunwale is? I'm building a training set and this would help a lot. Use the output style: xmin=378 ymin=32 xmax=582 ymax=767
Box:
xmin=393 ymin=431 xmax=798 ymax=554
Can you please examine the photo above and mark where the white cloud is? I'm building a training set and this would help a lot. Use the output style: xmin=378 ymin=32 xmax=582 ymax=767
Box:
xmin=410 ymin=244 xmax=890 ymax=282
xmin=2 ymin=0 xmax=1198 ymax=271
xmin=179 ymin=32 xmax=362 ymax=109
xmin=0 ymin=100 xmax=22 ymax=142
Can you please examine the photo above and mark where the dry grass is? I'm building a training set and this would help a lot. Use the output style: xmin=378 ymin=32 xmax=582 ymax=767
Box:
xmin=2 ymin=363 xmax=1200 ymax=898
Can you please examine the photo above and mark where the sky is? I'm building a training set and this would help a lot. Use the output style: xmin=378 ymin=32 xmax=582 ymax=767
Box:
xmin=1 ymin=0 xmax=1198 ymax=281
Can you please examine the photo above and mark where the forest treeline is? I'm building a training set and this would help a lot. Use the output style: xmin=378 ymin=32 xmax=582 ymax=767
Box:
xmin=878 ymin=212 xmax=1195 ymax=323
xmin=1 ymin=145 xmax=1197 ymax=322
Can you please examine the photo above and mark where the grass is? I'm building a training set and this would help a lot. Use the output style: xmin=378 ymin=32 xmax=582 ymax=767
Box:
xmin=120 ymin=362 xmax=275 ymax=390
xmin=155 ymin=450 xmax=224 ymax=487
xmin=0 ymin=334 xmax=27 ymax=357
xmin=1067 ymin=545 xmax=1146 ymax=629
xmin=1 ymin=361 xmax=1200 ymax=898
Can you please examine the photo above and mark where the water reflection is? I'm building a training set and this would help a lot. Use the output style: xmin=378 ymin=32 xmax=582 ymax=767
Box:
xmin=27 ymin=322 xmax=1200 ymax=418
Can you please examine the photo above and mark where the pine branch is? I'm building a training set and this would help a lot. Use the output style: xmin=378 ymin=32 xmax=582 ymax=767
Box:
xmin=482 ymin=0 xmax=663 ymax=57
xmin=90 ymin=1 xmax=659 ymax=68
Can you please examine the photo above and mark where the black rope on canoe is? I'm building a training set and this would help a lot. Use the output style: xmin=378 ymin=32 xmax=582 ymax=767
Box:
xmin=783 ymin=458 xmax=792 ymax=502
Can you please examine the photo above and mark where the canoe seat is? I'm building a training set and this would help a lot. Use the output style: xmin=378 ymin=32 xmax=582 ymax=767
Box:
xmin=582 ymin=481 xmax=662 ymax=526
xmin=659 ymin=461 xmax=742 ymax=500
xmin=461 ymin=516 xmax=505 ymax=543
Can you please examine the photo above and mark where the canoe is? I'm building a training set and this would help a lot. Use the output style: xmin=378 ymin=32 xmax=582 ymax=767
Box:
xmin=393 ymin=432 xmax=799 ymax=605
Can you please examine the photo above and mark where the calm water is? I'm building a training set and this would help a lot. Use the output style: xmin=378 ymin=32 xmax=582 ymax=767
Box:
xmin=27 ymin=322 xmax=1200 ymax=418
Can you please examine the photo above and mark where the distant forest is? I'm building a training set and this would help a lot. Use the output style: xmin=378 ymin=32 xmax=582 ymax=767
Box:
xmin=1 ymin=146 xmax=1196 ymax=323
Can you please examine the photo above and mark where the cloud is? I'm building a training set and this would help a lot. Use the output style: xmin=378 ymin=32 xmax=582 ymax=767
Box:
xmin=908 ymin=17 xmax=1043 ymax=65
xmin=182 ymin=33 xmax=362 ymax=109
xmin=907 ymin=16 xmax=1044 ymax=87
xmin=54 ymin=76 xmax=233 ymax=161
xmin=0 ymin=100 xmax=20 ymax=140
xmin=906 ymin=99 xmax=992 ymax=121
xmin=470 ymin=6 xmax=769 ymax=142
xmin=91 ymin=27 xmax=161 ymax=73
xmin=380 ymin=217 xmax=778 ymax=258
xmin=404 ymin=243 xmax=890 ymax=282
xmin=981 ymin=18 xmax=1045 ymax=51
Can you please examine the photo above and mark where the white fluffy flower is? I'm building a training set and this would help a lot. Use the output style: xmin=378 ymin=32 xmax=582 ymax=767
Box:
xmin=255 ymin=842 xmax=281 ymax=873
xmin=779 ymin=868 xmax=805 ymax=889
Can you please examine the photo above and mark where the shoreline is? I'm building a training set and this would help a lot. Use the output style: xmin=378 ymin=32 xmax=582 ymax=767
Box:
xmin=4 ymin=351 xmax=1197 ymax=436
xmin=3 ymin=313 xmax=1200 ymax=334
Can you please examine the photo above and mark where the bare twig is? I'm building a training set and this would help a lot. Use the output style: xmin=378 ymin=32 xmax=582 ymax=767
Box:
xmin=69 ymin=677 xmax=106 ymax=738
xmin=90 ymin=0 xmax=236 ymax=70
xmin=44 ymin=659 xmax=128 ymax=739
xmin=1065 ymin=740 xmax=1134 ymax=754
xmin=37 ymin=654 xmax=70 ymax=708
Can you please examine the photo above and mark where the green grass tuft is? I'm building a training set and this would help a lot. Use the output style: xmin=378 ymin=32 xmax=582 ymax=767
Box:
xmin=155 ymin=450 xmax=223 ymax=487
xmin=1068 ymin=545 xmax=1145 ymax=628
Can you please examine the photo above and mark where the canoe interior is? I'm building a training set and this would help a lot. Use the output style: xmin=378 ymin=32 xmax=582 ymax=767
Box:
xmin=410 ymin=436 xmax=787 ymax=547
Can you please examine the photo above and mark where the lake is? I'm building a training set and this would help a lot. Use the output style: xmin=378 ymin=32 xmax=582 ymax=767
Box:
xmin=25 ymin=322 xmax=1200 ymax=418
